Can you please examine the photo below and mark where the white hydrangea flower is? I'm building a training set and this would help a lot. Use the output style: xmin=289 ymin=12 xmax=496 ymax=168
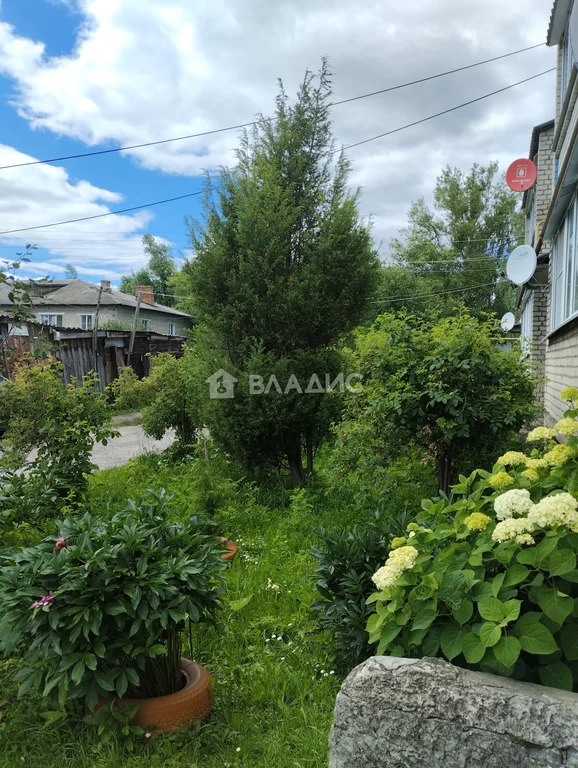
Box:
xmin=492 ymin=517 xmax=535 ymax=544
xmin=371 ymin=546 xmax=418 ymax=591
xmin=493 ymin=488 xmax=534 ymax=521
xmin=527 ymin=493 xmax=578 ymax=532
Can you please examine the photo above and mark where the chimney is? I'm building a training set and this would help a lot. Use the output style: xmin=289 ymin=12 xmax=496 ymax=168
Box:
xmin=135 ymin=285 xmax=154 ymax=305
xmin=100 ymin=280 xmax=112 ymax=293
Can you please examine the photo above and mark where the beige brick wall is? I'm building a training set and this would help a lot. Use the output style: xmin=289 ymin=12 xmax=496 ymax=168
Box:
xmin=544 ymin=320 xmax=578 ymax=426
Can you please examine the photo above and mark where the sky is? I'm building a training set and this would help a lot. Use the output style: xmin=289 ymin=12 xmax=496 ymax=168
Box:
xmin=0 ymin=0 xmax=557 ymax=287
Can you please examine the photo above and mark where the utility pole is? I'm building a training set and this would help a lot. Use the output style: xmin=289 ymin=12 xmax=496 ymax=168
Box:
xmin=127 ymin=290 xmax=142 ymax=365
xmin=92 ymin=285 xmax=103 ymax=381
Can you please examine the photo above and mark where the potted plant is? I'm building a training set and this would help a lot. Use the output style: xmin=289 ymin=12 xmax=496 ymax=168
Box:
xmin=0 ymin=489 xmax=227 ymax=731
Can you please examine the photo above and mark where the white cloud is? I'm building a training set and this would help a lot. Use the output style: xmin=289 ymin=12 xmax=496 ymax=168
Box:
xmin=0 ymin=0 xmax=557 ymax=255
xmin=0 ymin=144 xmax=153 ymax=276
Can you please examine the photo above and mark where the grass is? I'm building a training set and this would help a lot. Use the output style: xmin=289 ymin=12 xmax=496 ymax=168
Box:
xmin=0 ymin=450 xmax=369 ymax=768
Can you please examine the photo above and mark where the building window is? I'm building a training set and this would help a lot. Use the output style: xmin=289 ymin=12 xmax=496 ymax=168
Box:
xmin=520 ymin=294 xmax=533 ymax=358
xmin=39 ymin=313 xmax=63 ymax=326
xmin=561 ymin=31 xmax=576 ymax=97
xmin=141 ymin=319 xmax=150 ymax=330
xmin=80 ymin=314 xmax=93 ymax=330
xmin=168 ymin=322 xmax=176 ymax=336
xmin=552 ymin=195 xmax=578 ymax=330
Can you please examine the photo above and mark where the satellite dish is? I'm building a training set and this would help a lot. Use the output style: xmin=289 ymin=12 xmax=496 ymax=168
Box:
xmin=500 ymin=312 xmax=515 ymax=332
xmin=506 ymin=245 xmax=537 ymax=286
xmin=506 ymin=158 xmax=537 ymax=192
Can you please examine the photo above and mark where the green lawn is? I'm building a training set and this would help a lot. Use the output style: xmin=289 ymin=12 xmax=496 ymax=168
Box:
xmin=0 ymin=452 xmax=365 ymax=768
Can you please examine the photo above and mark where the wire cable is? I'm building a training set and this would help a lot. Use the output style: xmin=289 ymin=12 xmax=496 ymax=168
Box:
xmin=0 ymin=69 xmax=554 ymax=236
xmin=371 ymin=280 xmax=500 ymax=304
xmin=0 ymin=191 xmax=204 ymax=236
xmin=333 ymin=68 xmax=555 ymax=154
xmin=0 ymin=43 xmax=547 ymax=171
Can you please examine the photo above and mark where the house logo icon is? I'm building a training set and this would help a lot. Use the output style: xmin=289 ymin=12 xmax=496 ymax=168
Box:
xmin=205 ymin=369 xmax=238 ymax=399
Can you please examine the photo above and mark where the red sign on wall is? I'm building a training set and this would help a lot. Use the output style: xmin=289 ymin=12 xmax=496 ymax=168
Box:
xmin=506 ymin=158 xmax=537 ymax=192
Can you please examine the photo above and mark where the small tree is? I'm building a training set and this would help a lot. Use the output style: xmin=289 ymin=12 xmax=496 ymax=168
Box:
xmin=120 ymin=235 xmax=177 ymax=306
xmin=184 ymin=61 xmax=379 ymax=484
xmin=339 ymin=311 xmax=536 ymax=494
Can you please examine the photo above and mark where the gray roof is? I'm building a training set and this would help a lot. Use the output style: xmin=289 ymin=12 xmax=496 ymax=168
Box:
xmin=0 ymin=279 xmax=191 ymax=318
xmin=548 ymin=0 xmax=573 ymax=45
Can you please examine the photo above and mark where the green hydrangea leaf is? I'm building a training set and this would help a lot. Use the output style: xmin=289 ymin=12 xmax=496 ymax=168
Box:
xmin=503 ymin=564 xmax=529 ymax=587
xmin=411 ymin=605 xmax=437 ymax=631
xmin=536 ymin=588 xmax=573 ymax=626
xmin=479 ymin=622 xmax=501 ymax=647
xmin=440 ymin=624 xmax=464 ymax=661
xmin=518 ymin=622 xmax=558 ymax=655
xmin=538 ymin=662 xmax=573 ymax=691
xmin=548 ymin=549 xmax=576 ymax=577
xmin=452 ymin=599 xmax=473 ymax=626
xmin=462 ymin=630 xmax=486 ymax=663
xmin=501 ymin=599 xmax=521 ymax=625
xmin=493 ymin=635 xmax=521 ymax=667
xmin=477 ymin=597 xmax=504 ymax=623
xmin=561 ymin=625 xmax=578 ymax=660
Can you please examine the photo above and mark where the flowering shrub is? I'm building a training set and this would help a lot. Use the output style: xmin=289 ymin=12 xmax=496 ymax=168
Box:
xmin=365 ymin=391 xmax=578 ymax=691
xmin=0 ymin=490 xmax=226 ymax=717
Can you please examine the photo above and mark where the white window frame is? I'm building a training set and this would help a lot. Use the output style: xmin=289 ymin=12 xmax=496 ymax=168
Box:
xmin=168 ymin=322 xmax=176 ymax=336
xmin=141 ymin=318 xmax=151 ymax=330
xmin=80 ymin=314 xmax=93 ymax=331
xmin=562 ymin=30 xmax=576 ymax=97
xmin=551 ymin=194 xmax=578 ymax=331
xmin=39 ymin=313 xmax=63 ymax=326
xmin=520 ymin=293 xmax=533 ymax=358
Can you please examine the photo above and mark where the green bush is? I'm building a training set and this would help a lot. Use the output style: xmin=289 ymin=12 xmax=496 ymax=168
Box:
xmin=312 ymin=512 xmax=405 ymax=670
xmin=336 ymin=311 xmax=536 ymax=493
xmin=366 ymin=389 xmax=578 ymax=692
xmin=0 ymin=490 xmax=227 ymax=718
xmin=106 ymin=366 xmax=154 ymax=413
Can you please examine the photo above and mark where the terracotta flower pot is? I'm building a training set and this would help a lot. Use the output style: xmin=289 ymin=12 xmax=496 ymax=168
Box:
xmin=121 ymin=658 xmax=211 ymax=733
xmin=219 ymin=537 xmax=238 ymax=562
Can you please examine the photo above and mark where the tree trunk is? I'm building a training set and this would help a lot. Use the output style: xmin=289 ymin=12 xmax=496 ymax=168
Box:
xmin=305 ymin=428 xmax=314 ymax=479
xmin=438 ymin=443 xmax=453 ymax=495
xmin=287 ymin=434 xmax=305 ymax=487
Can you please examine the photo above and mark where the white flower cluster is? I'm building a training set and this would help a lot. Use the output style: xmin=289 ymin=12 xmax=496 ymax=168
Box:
xmin=492 ymin=517 xmax=535 ymax=545
xmin=372 ymin=545 xmax=418 ymax=591
xmin=527 ymin=492 xmax=578 ymax=532
xmin=493 ymin=489 xmax=534 ymax=520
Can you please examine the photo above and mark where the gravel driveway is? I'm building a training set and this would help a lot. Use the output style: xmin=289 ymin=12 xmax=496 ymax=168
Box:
xmin=92 ymin=424 xmax=175 ymax=470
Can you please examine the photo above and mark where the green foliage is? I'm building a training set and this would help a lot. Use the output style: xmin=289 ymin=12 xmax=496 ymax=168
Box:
xmin=337 ymin=311 xmax=536 ymax=493
xmin=183 ymin=61 xmax=379 ymax=484
xmin=120 ymin=235 xmax=177 ymax=307
xmin=0 ymin=490 xmax=227 ymax=714
xmin=141 ymin=354 xmax=200 ymax=444
xmin=375 ymin=162 xmax=522 ymax=320
xmin=311 ymin=513 xmax=404 ymax=669
xmin=1 ymin=360 xmax=115 ymax=498
xmin=106 ymin=366 xmax=153 ymax=413
xmin=366 ymin=392 xmax=578 ymax=691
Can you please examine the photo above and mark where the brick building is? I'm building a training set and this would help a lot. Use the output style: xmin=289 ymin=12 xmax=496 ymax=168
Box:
xmin=521 ymin=0 xmax=578 ymax=425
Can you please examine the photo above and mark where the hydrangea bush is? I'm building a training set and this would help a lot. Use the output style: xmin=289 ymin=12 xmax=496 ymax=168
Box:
xmin=366 ymin=389 xmax=578 ymax=691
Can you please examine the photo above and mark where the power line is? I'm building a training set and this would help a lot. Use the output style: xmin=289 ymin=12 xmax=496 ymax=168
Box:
xmin=0 ymin=191 xmax=204 ymax=236
xmin=0 ymin=43 xmax=546 ymax=172
xmin=0 ymin=69 xmax=554 ymax=237
xmin=334 ymin=68 xmax=555 ymax=154
xmin=371 ymin=280 xmax=499 ymax=304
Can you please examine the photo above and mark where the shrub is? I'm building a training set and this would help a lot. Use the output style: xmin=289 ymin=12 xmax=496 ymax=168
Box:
xmin=365 ymin=390 xmax=578 ymax=692
xmin=312 ymin=512 xmax=405 ymax=669
xmin=1 ymin=359 xmax=115 ymax=503
xmin=106 ymin=366 xmax=154 ymax=413
xmin=0 ymin=490 xmax=227 ymax=717
xmin=337 ymin=311 xmax=536 ymax=493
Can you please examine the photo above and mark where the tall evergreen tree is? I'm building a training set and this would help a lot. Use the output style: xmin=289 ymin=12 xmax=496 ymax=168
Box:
xmin=120 ymin=235 xmax=177 ymax=306
xmin=185 ymin=61 xmax=379 ymax=484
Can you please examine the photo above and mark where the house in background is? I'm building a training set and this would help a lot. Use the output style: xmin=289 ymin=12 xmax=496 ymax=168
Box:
xmin=0 ymin=279 xmax=193 ymax=336
xmin=520 ymin=0 xmax=578 ymax=426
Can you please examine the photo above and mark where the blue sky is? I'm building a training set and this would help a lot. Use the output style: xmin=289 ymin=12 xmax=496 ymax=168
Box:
xmin=0 ymin=0 xmax=556 ymax=290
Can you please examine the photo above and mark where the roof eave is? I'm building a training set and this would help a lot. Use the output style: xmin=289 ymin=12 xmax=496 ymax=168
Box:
xmin=548 ymin=0 xmax=573 ymax=46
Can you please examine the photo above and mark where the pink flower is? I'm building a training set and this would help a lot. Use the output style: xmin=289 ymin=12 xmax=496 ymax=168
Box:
xmin=54 ymin=537 xmax=67 ymax=552
xmin=31 ymin=592 xmax=55 ymax=609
